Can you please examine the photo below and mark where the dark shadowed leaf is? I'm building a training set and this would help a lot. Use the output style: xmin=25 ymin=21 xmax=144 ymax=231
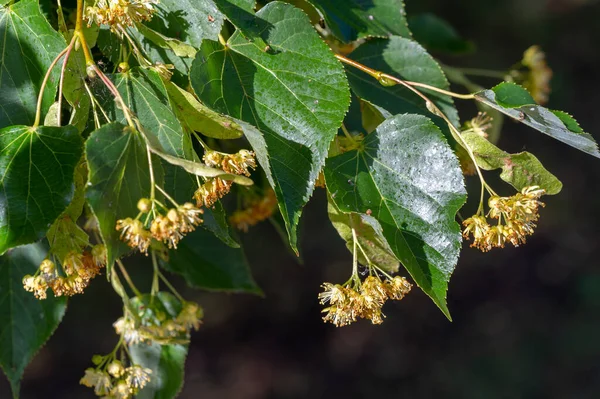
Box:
xmin=85 ymin=123 xmax=163 ymax=269
xmin=308 ymin=0 xmax=410 ymax=42
xmin=0 ymin=243 xmax=67 ymax=398
xmin=130 ymin=342 xmax=188 ymax=399
xmin=347 ymin=36 xmax=459 ymax=133
xmin=162 ymin=228 xmax=261 ymax=294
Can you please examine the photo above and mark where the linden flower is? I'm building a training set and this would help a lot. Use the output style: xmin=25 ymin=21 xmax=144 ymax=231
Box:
xmin=80 ymin=368 xmax=112 ymax=396
xmin=230 ymin=190 xmax=278 ymax=232
xmin=320 ymin=275 xmax=412 ymax=327
xmin=116 ymin=218 xmax=152 ymax=254
xmin=462 ymin=215 xmax=491 ymax=251
xmin=194 ymin=178 xmax=233 ymax=208
xmin=22 ymin=275 xmax=48 ymax=299
xmin=92 ymin=244 xmax=108 ymax=267
xmin=114 ymin=317 xmax=143 ymax=345
xmin=176 ymin=301 xmax=204 ymax=331
xmin=522 ymin=46 xmax=553 ymax=105
xmin=110 ymin=380 xmax=132 ymax=399
xmin=150 ymin=203 xmax=203 ymax=248
xmin=125 ymin=366 xmax=152 ymax=391
xmin=384 ymin=276 xmax=412 ymax=300
xmin=464 ymin=186 xmax=546 ymax=252
xmin=463 ymin=112 xmax=493 ymax=138
xmin=107 ymin=361 xmax=125 ymax=378
xmin=85 ymin=0 xmax=159 ymax=30
xmin=203 ymin=149 xmax=257 ymax=177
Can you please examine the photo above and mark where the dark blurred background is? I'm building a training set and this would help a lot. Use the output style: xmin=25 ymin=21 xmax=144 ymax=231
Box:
xmin=3 ymin=0 xmax=600 ymax=398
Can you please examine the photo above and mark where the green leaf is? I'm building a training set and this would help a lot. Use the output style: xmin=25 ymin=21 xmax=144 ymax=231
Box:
xmin=408 ymin=13 xmax=474 ymax=54
xmin=474 ymin=82 xmax=600 ymax=158
xmin=463 ymin=132 xmax=563 ymax=195
xmin=136 ymin=23 xmax=197 ymax=58
xmin=149 ymin=0 xmax=224 ymax=48
xmin=0 ymin=125 xmax=82 ymax=254
xmin=161 ymin=228 xmax=261 ymax=294
xmin=190 ymin=1 xmax=350 ymax=251
xmin=0 ymin=0 xmax=67 ymax=128
xmin=130 ymin=342 xmax=188 ymax=399
xmin=0 ymin=243 xmax=67 ymax=398
xmin=327 ymin=193 xmax=399 ymax=273
xmin=85 ymin=123 xmax=163 ymax=268
xmin=164 ymin=82 xmax=244 ymax=140
xmin=347 ymin=36 xmax=459 ymax=131
xmin=308 ymin=0 xmax=410 ymax=43
xmin=101 ymin=67 xmax=187 ymax=158
xmin=213 ymin=0 xmax=269 ymax=50
xmin=324 ymin=114 xmax=466 ymax=318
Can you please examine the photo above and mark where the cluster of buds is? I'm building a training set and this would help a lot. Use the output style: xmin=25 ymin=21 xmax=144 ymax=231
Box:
xmin=84 ymin=0 xmax=159 ymax=30
xmin=508 ymin=46 xmax=552 ymax=105
xmin=23 ymin=245 xmax=107 ymax=299
xmin=114 ymin=301 xmax=204 ymax=345
xmin=229 ymin=189 xmax=278 ymax=232
xmin=116 ymin=199 xmax=204 ymax=253
xmin=194 ymin=149 xmax=257 ymax=208
xmin=81 ymin=359 xmax=152 ymax=398
xmin=463 ymin=186 xmax=545 ymax=252
xmin=319 ymin=275 xmax=412 ymax=327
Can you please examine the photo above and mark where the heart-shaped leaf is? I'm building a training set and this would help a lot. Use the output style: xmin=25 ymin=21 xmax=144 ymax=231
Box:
xmin=190 ymin=2 xmax=350 ymax=252
xmin=0 ymin=125 xmax=82 ymax=254
xmin=325 ymin=114 xmax=466 ymax=318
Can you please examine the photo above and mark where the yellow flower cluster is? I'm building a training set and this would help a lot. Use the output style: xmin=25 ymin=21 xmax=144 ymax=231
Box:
xmin=194 ymin=149 xmax=257 ymax=208
xmin=463 ymin=112 xmax=493 ymax=139
xmin=521 ymin=46 xmax=553 ymax=105
xmin=193 ymin=177 xmax=233 ymax=208
xmin=23 ymin=245 xmax=107 ymax=299
xmin=463 ymin=186 xmax=545 ymax=252
xmin=114 ymin=301 xmax=203 ymax=345
xmin=116 ymin=203 xmax=203 ymax=253
xmin=80 ymin=363 xmax=152 ymax=398
xmin=84 ymin=0 xmax=159 ymax=30
xmin=229 ymin=189 xmax=278 ymax=232
xmin=203 ymin=149 xmax=257 ymax=177
xmin=150 ymin=203 xmax=204 ymax=249
xmin=319 ymin=275 xmax=412 ymax=327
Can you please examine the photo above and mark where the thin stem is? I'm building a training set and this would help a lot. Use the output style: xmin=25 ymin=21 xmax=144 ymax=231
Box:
xmin=57 ymin=37 xmax=76 ymax=126
xmin=119 ymin=25 xmax=152 ymax=67
xmin=146 ymin=145 xmax=156 ymax=200
xmin=340 ymin=124 xmax=355 ymax=141
xmin=192 ymin=131 xmax=209 ymax=150
xmin=93 ymin=65 xmax=136 ymax=127
xmin=154 ymin=183 xmax=179 ymax=207
xmin=351 ymin=227 xmax=361 ymax=286
xmin=33 ymin=46 xmax=70 ymax=128
xmin=116 ymin=259 xmax=142 ymax=297
xmin=75 ymin=0 xmax=94 ymax=66
xmin=157 ymin=270 xmax=185 ymax=302
xmin=151 ymin=251 xmax=160 ymax=296
xmin=404 ymin=81 xmax=475 ymax=100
